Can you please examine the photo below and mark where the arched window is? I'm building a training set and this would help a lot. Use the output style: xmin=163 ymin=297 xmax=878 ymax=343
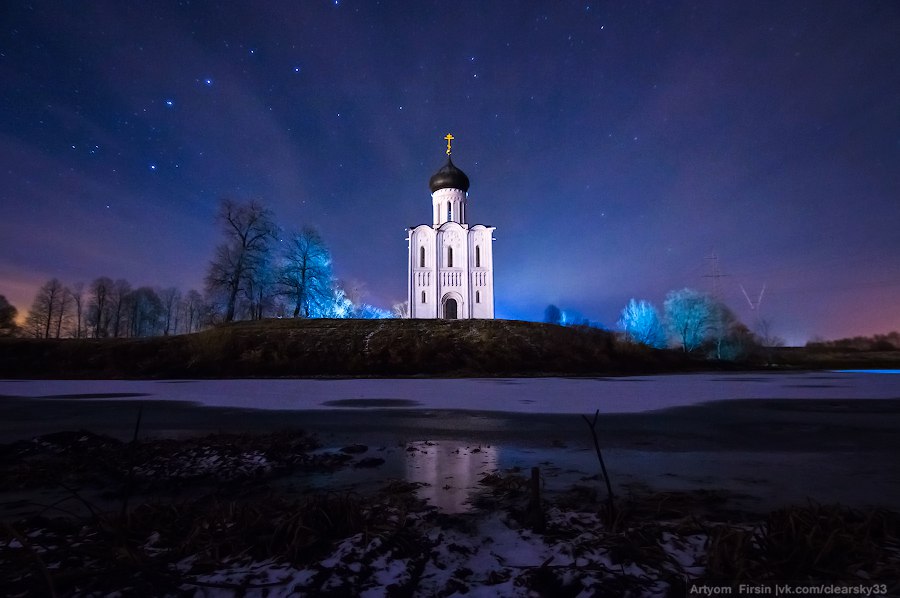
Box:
xmin=421 ymin=291 xmax=426 ymax=303
xmin=476 ymin=291 xmax=480 ymax=303
xmin=475 ymin=245 xmax=481 ymax=267
xmin=447 ymin=202 xmax=452 ymax=222
xmin=447 ymin=246 xmax=453 ymax=267
xmin=419 ymin=246 xmax=425 ymax=267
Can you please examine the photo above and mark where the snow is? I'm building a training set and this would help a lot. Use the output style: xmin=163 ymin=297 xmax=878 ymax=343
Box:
xmin=2 ymin=371 xmax=898 ymax=415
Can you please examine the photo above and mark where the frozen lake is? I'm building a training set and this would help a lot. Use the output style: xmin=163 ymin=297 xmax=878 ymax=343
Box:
xmin=1 ymin=370 xmax=899 ymax=414
xmin=2 ymin=370 xmax=899 ymax=512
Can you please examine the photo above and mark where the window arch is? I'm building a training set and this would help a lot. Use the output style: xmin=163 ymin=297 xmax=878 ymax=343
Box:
xmin=419 ymin=246 xmax=425 ymax=267
xmin=475 ymin=245 xmax=481 ymax=267
xmin=447 ymin=246 xmax=453 ymax=267
xmin=447 ymin=202 xmax=452 ymax=222
xmin=421 ymin=291 xmax=426 ymax=303
xmin=476 ymin=290 xmax=480 ymax=303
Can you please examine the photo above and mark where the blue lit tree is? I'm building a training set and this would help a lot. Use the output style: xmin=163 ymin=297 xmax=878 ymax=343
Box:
xmin=278 ymin=227 xmax=333 ymax=318
xmin=618 ymin=299 xmax=667 ymax=348
xmin=663 ymin=288 xmax=714 ymax=352
xmin=544 ymin=304 xmax=562 ymax=325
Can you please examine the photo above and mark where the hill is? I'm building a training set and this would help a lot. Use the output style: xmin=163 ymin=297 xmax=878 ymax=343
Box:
xmin=0 ymin=318 xmax=700 ymax=379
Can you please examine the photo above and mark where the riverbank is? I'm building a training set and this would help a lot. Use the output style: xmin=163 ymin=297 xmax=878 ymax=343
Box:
xmin=1 ymin=423 xmax=898 ymax=596
xmin=2 ymin=374 xmax=899 ymax=594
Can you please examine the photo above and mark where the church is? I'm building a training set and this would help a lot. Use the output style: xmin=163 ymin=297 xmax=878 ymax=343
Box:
xmin=407 ymin=135 xmax=495 ymax=319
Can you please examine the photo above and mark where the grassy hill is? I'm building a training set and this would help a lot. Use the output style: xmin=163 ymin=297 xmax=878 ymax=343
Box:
xmin=0 ymin=318 xmax=702 ymax=379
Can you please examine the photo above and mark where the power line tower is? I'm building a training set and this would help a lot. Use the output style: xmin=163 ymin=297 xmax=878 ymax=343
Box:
xmin=741 ymin=282 xmax=770 ymax=342
xmin=703 ymin=251 xmax=729 ymax=300
xmin=740 ymin=283 xmax=766 ymax=314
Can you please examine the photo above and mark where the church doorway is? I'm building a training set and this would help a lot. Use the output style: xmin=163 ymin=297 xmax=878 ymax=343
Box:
xmin=444 ymin=298 xmax=458 ymax=319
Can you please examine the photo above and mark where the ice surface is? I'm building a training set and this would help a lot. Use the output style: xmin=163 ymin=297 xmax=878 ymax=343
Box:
xmin=2 ymin=371 xmax=898 ymax=414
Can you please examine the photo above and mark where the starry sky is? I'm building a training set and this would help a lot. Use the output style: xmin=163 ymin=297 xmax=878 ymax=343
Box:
xmin=2 ymin=1 xmax=899 ymax=344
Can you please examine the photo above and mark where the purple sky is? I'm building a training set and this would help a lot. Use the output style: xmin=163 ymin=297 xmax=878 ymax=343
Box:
xmin=2 ymin=1 xmax=899 ymax=344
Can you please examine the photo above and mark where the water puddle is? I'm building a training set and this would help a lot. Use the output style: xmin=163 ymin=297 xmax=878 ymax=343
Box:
xmin=298 ymin=440 xmax=900 ymax=514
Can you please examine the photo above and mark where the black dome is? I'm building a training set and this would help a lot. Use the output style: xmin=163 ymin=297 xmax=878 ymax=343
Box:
xmin=429 ymin=157 xmax=470 ymax=193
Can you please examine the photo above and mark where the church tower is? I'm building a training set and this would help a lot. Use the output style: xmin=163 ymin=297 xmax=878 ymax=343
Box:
xmin=407 ymin=134 xmax=495 ymax=319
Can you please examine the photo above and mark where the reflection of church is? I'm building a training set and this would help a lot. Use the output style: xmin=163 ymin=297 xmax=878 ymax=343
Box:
xmin=407 ymin=135 xmax=495 ymax=319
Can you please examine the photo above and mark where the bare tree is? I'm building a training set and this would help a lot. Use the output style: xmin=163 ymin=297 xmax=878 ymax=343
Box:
xmin=663 ymin=288 xmax=714 ymax=352
xmin=392 ymin=301 xmax=410 ymax=319
xmin=159 ymin=287 xmax=181 ymax=335
xmin=205 ymin=199 xmax=277 ymax=322
xmin=278 ymin=227 xmax=332 ymax=318
xmin=54 ymin=285 xmax=71 ymax=339
xmin=70 ymin=282 xmax=85 ymax=338
xmin=0 ymin=295 xmax=19 ymax=337
xmin=89 ymin=277 xmax=113 ymax=338
xmin=183 ymin=289 xmax=204 ymax=333
xmin=108 ymin=279 xmax=132 ymax=338
xmin=618 ymin=299 xmax=667 ymax=348
xmin=128 ymin=287 xmax=163 ymax=337
xmin=25 ymin=278 xmax=66 ymax=339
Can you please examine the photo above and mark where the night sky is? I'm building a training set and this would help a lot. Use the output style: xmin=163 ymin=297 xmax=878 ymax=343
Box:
xmin=2 ymin=1 xmax=899 ymax=344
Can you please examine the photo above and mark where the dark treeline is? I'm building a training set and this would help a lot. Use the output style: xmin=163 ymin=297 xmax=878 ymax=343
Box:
xmin=806 ymin=331 xmax=900 ymax=352
xmin=20 ymin=278 xmax=207 ymax=339
xmin=10 ymin=199 xmax=393 ymax=340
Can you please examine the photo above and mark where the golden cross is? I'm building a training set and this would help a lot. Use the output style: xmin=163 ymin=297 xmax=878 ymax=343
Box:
xmin=444 ymin=133 xmax=454 ymax=155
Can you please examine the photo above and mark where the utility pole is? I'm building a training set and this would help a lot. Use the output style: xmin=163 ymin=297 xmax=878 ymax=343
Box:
xmin=703 ymin=251 xmax=729 ymax=300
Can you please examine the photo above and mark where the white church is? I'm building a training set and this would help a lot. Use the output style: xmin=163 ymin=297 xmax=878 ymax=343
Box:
xmin=407 ymin=135 xmax=495 ymax=319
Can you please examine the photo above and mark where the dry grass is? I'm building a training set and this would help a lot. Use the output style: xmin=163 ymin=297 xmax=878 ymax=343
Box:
xmin=0 ymin=318 xmax=700 ymax=378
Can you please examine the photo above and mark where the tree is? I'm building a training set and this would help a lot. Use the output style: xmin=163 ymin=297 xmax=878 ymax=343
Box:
xmin=278 ymin=227 xmax=333 ymax=318
xmin=128 ymin=287 xmax=163 ymax=337
xmin=108 ymin=279 xmax=132 ymax=338
xmin=25 ymin=278 xmax=66 ymax=339
xmin=618 ymin=299 xmax=667 ymax=348
xmin=182 ymin=290 xmax=204 ymax=333
xmin=663 ymin=288 xmax=714 ymax=352
xmin=0 ymin=295 xmax=19 ymax=337
xmin=159 ymin=287 xmax=181 ymax=335
xmin=205 ymin=199 xmax=277 ymax=322
xmin=544 ymin=304 xmax=562 ymax=325
xmin=392 ymin=301 xmax=410 ymax=319
xmin=70 ymin=282 xmax=85 ymax=338
xmin=88 ymin=276 xmax=113 ymax=338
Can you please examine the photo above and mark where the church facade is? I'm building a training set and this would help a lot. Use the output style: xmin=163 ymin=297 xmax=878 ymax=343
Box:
xmin=407 ymin=136 xmax=495 ymax=319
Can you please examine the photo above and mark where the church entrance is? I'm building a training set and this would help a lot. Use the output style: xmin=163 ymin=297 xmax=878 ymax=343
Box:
xmin=444 ymin=298 xmax=458 ymax=319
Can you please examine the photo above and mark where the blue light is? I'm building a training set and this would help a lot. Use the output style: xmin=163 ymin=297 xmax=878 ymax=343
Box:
xmin=835 ymin=369 xmax=900 ymax=375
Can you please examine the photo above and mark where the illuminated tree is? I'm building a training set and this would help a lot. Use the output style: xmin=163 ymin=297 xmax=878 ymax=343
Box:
xmin=618 ymin=299 xmax=667 ymax=348
xmin=663 ymin=288 xmax=714 ymax=352
xmin=278 ymin=227 xmax=333 ymax=318
xmin=0 ymin=295 xmax=19 ymax=337
xmin=392 ymin=301 xmax=410 ymax=318
xmin=544 ymin=304 xmax=562 ymax=325
xmin=205 ymin=199 xmax=277 ymax=322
